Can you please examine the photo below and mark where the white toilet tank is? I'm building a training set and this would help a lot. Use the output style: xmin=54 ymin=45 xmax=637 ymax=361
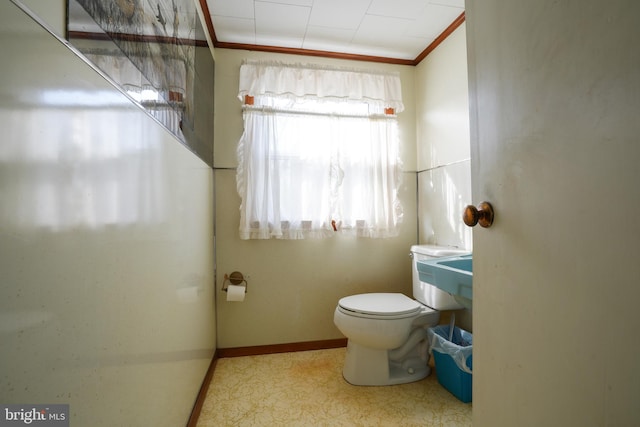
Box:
xmin=411 ymin=245 xmax=469 ymax=310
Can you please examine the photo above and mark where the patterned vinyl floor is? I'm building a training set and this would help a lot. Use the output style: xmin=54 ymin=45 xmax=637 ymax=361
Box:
xmin=196 ymin=347 xmax=471 ymax=426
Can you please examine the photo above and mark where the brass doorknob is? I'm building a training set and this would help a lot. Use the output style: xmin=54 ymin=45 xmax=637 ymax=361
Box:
xmin=463 ymin=202 xmax=494 ymax=228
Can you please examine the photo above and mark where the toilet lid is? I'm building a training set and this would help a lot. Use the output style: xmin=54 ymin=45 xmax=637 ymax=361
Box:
xmin=338 ymin=293 xmax=422 ymax=317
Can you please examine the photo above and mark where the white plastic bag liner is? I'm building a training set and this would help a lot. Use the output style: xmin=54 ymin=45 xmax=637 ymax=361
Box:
xmin=428 ymin=325 xmax=473 ymax=374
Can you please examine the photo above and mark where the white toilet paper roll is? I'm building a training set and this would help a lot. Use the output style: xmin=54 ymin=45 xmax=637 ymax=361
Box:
xmin=226 ymin=284 xmax=246 ymax=302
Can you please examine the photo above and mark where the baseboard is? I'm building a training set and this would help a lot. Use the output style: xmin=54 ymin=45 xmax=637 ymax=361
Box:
xmin=217 ymin=338 xmax=348 ymax=358
xmin=187 ymin=338 xmax=347 ymax=426
xmin=186 ymin=349 xmax=219 ymax=427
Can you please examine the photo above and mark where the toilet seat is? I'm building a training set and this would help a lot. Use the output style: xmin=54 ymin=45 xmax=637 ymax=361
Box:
xmin=338 ymin=293 xmax=423 ymax=319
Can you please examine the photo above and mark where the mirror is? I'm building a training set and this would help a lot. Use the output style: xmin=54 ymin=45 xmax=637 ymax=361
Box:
xmin=67 ymin=0 xmax=214 ymax=166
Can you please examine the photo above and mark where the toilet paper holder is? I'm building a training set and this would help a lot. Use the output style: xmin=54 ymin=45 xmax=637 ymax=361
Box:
xmin=222 ymin=271 xmax=248 ymax=293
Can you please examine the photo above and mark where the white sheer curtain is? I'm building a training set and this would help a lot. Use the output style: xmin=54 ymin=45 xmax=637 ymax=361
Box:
xmin=236 ymin=61 xmax=404 ymax=240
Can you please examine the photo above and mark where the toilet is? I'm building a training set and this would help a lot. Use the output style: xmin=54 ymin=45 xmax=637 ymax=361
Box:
xmin=333 ymin=244 xmax=469 ymax=386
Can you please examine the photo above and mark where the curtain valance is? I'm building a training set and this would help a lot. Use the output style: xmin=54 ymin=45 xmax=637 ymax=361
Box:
xmin=237 ymin=60 xmax=404 ymax=113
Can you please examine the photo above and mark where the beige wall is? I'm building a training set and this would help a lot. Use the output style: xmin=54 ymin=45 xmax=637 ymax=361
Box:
xmin=0 ymin=3 xmax=215 ymax=426
xmin=214 ymin=48 xmax=418 ymax=348
xmin=18 ymin=0 xmax=65 ymax=36
xmin=414 ymin=24 xmax=473 ymax=331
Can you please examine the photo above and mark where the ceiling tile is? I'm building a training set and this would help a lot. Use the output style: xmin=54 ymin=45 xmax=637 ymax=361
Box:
xmin=302 ymin=25 xmax=356 ymax=51
xmin=352 ymin=14 xmax=435 ymax=59
xmin=308 ymin=0 xmax=370 ymax=30
xmin=430 ymin=0 xmax=465 ymax=8
xmin=255 ymin=2 xmax=310 ymax=39
xmin=255 ymin=34 xmax=302 ymax=48
xmin=210 ymin=0 xmax=254 ymax=19
xmin=405 ymin=4 xmax=464 ymax=39
xmin=353 ymin=14 xmax=415 ymax=45
xmin=205 ymin=0 xmax=465 ymax=61
xmin=266 ymin=0 xmax=313 ymax=6
xmin=367 ymin=0 xmax=428 ymax=20
xmin=213 ymin=16 xmax=256 ymax=44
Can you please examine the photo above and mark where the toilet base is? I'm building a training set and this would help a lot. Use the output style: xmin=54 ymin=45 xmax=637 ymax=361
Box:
xmin=342 ymin=339 xmax=431 ymax=386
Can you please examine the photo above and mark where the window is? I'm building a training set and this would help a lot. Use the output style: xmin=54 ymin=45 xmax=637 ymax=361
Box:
xmin=236 ymin=61 xmax=404 ymax=240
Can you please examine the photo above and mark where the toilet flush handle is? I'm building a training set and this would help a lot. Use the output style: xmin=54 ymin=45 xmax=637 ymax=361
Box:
xmin=463 ymin=202 xmax=494 ymax=228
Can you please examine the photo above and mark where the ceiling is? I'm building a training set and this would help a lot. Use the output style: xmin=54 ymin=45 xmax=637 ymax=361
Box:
xmin=203 ymin=0 xmax=465 ymax=64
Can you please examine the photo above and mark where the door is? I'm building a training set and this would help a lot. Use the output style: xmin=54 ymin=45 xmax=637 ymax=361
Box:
xmin=466 ymin=1 xmax=640 ymax=425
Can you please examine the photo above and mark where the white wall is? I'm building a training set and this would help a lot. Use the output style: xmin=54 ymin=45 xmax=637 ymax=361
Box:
xmin=415 ymin=24 xmax=472 ymax=250
xmin=0 ymin=4 xmax=215 ymax=426
xmin=214 ymin=48 xmax=418 ymax=348
xmin=414 ymin=24 xmax=472 ymax=330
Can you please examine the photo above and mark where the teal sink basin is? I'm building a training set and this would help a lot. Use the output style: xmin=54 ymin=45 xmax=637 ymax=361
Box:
xmin=416 ymin=254 xmax=473 ymax=309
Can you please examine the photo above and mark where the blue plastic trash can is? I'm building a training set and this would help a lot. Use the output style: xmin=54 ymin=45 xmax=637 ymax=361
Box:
xmin=427 ymin=325 xmax=473 ymax=403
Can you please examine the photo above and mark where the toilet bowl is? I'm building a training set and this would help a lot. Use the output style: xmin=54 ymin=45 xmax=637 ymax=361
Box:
xmin=334 ymin=293 xmax=439 ymax=385
xmin=333 ymin=245 xmax=469 ymax=386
